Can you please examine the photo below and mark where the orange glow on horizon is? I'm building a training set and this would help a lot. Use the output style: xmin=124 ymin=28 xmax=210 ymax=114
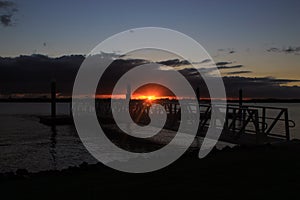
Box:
xmin=132 ymin=94 xmax=177 ymax=100
xmin=95 ymin=94 xmax=176 ymax=100
xmin=135 ymin=95 xmax=156 ymax=101
xmin=94 ymin=94 xmax=250 ymax=101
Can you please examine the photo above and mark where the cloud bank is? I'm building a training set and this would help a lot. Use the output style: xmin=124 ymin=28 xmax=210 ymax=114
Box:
xmin=267 ymin=46 xmax=300 ymax=55
xmin=0 ymin=1 xmax=17 ymax=26
xmin=1 ymin=54 xmax=300 ymax=99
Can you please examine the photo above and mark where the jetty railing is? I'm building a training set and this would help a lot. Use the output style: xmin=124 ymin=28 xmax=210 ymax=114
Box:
xmin=228 ymin=104 xmax=295 ymax=140
xmin=70 ymin=99 xmax=295 ymax=144
xmin=199 ymin=103 xmax=295 ymax=143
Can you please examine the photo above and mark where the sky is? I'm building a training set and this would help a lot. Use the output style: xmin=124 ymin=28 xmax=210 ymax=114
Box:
xmin=0 ymin=0 xmax=300 ymax=98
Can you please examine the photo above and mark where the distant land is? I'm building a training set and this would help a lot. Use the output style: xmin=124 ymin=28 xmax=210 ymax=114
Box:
xmin=1 ymin=97 xmax=300 ymax=103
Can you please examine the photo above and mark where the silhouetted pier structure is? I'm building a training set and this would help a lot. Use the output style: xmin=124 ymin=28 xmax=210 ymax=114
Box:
xmin=206 ymin=103 xmax=294 ymax=144
xmin=39 ymin=83 xmax=295 ymax=145
xmin=69 ymin=99 xmax=295 ymax=145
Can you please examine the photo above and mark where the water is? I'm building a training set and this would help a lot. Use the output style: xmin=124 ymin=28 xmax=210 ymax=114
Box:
xmin=0 ymin=103 xmax=135 ymax=173
xmin=0 ymin=102 xmax=299 ymax=173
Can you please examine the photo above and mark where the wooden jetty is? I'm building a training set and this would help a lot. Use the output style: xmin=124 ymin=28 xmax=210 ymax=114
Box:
xmin=41 ymin=98 xmax=296 ymax=145
xmin=71 ymin=98 xmax=295 ymax=146
xmin=39 ymin=82 xmax=295 ymax=145
xmin=198 ymin=103 xmax=294 ymax=145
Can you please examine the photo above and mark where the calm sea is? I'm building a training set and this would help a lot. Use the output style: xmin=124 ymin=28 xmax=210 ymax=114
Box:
xmin=0 ymin=102 xmax=299 ymax=173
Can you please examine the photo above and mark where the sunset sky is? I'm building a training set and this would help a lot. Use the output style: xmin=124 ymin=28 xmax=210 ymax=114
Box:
xmin=0 ymin=0 xmax=300 ymax=98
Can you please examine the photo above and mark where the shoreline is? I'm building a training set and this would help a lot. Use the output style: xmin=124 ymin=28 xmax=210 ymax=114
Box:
xmin=1 ymin=140 xmax=300 ymax=198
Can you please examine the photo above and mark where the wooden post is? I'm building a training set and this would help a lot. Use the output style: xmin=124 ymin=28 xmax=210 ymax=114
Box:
xmin=238 ymin=89 xmax=243 ymax=124
xmin=69 ymin=101 xmax=72 ymax=117
xmin=196 ymin=87 xmax=200 ymax=102
xmin=232 ymin=108 xmax=236 ymax=133
xmin=262 ymin=107 xmax=266 ymax=134
xmin=126 ymin=84 xmax=131 ymax=102
xmin=51 ymin=80 xmax=56 ymax=119
xmin=284 ymin=109 xmax=290 ymax=141
xmin=239 ymin=89 xmax=243 ymax=108
xmin=254 ymin=110 xmax=261 ymax=144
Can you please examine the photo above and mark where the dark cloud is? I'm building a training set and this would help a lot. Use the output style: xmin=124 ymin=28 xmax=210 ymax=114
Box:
xmin=177 ymin=71 xmax=300 ymax=99
xmin=226 ymin=70 xmax=252 ymax=75
xmin=101 ymin=59 xmax=300 ymax=99
xmin=0 ymin=54 xmax=85 ymax=95
xmin=97 ymin=58 xmax=149 ymax=95
xmin=1 ymin=54 xmax=300 ymax=99
xmin=198 ymin=59 xmax=211 ymax=64
xmin=216 ymin=61 xmax=232 ymax=66
xmin=264 ymin=77 xmax=300 ymax=84
xmin=218 ymin=48 xmax=236 ymax=54
xmin=178 ymin=67 xmax=199 ymax=76
xmin=214 ymin=61 xmax=244 ymax=71
xmin=157 ymin=59 xmax=190 ymax=67
xmin=0 ymin=1 xmax=17 ymax=27
xmin=0 ymin=14 xmax=11 ymax=26
xmin=218 ymin=65 xmax=243 ymax=69
xmin=224 ymin=76 xmax=300 ymax=86
xmin=222 ymin=76 xmax=300 ymax=99
xmin=284 ymin=47 xmax=300 ymax=54
xmin=158 ymin=58 xmax=214 ymax=67
xmin=0 ymin=54 xmax=150 ymax=96
xmin=267 ymin=47 xmax=279 ymax=52
xmin=0 ymin=1 xmax=14 ymax=8
xmin=267 ymin=46 xmax=300 ymax=55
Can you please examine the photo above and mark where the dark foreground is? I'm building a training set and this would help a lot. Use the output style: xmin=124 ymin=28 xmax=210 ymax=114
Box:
xmin=1 ymin=140 xmax=300 ymax=199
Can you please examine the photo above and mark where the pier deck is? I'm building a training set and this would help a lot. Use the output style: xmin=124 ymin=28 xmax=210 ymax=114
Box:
xmin=40 ymin=99 xmax=295 ymax=146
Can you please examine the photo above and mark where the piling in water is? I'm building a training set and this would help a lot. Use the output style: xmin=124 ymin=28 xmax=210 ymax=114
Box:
xmin=51 ymin=80 xmax=56 ymax=119
xmin=239 ymin=89 xmax=243 ymax=108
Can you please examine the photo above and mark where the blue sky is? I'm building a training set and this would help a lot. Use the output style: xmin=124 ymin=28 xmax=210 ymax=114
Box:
xmin=1 ymin=0 xmax=300 ymax=82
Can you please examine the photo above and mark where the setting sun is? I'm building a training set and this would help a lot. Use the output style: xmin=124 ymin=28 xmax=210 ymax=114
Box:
xmin=136 ymin=95 xmax=157 ymax=101
xmin=131 ymin=83 xmax=176 ymax=100
xmin=147 ymin=96 xmax=155 ymax=101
